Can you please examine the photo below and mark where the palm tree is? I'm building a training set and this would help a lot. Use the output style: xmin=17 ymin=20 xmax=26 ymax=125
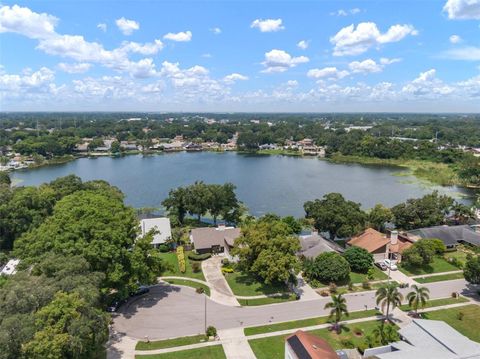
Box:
xmin=376 ymin=283 xmax=403 ymax=320
xmin=324 ymin=293 xmax=349 ymax=332
xmin=406 ymin=285 xmax=430 ymax=314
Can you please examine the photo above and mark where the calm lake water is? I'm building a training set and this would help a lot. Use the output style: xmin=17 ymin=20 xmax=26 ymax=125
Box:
xmin=10 ymin=152 xmax=474 ymax=217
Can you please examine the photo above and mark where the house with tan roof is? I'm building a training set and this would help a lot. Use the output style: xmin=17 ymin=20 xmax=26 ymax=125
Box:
xmin=347 ymin=228 xmax=414 ymax=263
xmin=190 ymin=225 xmax=241 ymax=257
xmin=285 ymin=330 xmax=341 ymax=359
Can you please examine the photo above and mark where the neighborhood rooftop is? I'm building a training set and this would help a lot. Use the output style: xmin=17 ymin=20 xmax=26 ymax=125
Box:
xmin=140 ymin=217 xmax=172 ymax=246
xmin=407 ymin=225 xmax=480 ymax=248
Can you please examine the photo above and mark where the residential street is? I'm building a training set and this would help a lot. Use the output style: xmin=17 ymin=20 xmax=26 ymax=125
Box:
xmin=113 ymin=279 xmax=477 ymax=341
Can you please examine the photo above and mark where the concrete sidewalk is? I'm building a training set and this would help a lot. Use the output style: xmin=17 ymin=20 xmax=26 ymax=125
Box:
xmin=411 ymin=270 xmax=463 ymax=279
xmin=218 ymin=328 xmax=256 ymax=359
xmin=295 ymin=274 xmax=320 ymax=301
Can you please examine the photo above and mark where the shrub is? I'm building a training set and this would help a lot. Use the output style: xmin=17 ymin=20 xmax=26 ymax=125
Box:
xmin=308 ymin=252 xmax=350 ymax=284
xmin=447 ymin=256 xmax=463 ymax=269
xmin=206 ymin=326 xmax=217 ymax=337
xmin=348 ymin=280 xmax=354 ymax=291
xmin=362 ymin=279 xmax=370 ymax=289
xmin=343 ymin=246 xmax=374 ymax=273
xmin=464 ymin=255 xmax=480 ymax=284
xmin=320 ymin=290 xmax=329 ymax=297
xmin=221 ymin=267 xmax=234 ymax=274
xmin=196 ymin=287 xmax=204 ymax=294
xmin=188 ymin=252 xmax=211 ymax=261
xmin=158 ymin=244 xmax=170 ymax=253
xmin=457 ymin=312 xmax=464 ymax=321
xmin=340 ymin=338 xmax=355 ymax=348
xmin=191 ymin=262 xmax=201 ymax=273
xmin=176 ymin=246 xmax=186 ymax=273
xmin=222 ymin=258 xmax=230 ymax=266
xmin=367 ymin=267 xmax=375 ymax=280
xmin=329 ymin=282 xmax=338 ymax=294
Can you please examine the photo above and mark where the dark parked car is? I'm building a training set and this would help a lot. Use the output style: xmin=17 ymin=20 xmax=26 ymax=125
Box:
xmin=131 ymin=285 xmax=150 ymax=297
xmin=375 ymin=262 xmax=388 ymax=271
xmin=107 ymin=299 xmax=125 ymax=313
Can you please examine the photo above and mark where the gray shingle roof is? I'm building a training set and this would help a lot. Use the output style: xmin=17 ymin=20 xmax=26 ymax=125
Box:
xmin=408 ymin=225 xmax=480 ymax=247
xmin=298 ymin=234 xmax=336 ymax=258
xmin=191 ymin=227 xmax=241 ymax=250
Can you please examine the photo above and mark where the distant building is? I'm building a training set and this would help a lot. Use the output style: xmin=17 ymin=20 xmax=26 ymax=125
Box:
xmin=285 ymin=330 xmax=341 ymax=359
xmin=298 ymin=232 xmax=343 ymax=259
xmin=140 ymin=218 xmax=172 ymax=248
xmin=366 ymin=319 xmax=480 ymax=358
xmin=1 ymin=259 xmax=19 ymax=276
xmin=190 ymin=225 xmax=241 ymax=255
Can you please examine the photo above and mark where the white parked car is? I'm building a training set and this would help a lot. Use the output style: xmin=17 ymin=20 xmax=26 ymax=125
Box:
xmin=383 ymin=259 xmax=398 ymax=271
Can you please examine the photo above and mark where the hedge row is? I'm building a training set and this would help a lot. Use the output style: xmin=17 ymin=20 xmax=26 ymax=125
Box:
xmin=177 ymin=246 xmax=186 ymax=273
xmin=188 ymin=252 xmax=211 ymax=261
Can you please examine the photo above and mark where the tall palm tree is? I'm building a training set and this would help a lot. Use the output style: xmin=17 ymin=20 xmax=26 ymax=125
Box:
xmin=324 ymin=293 xmax=349 ymax=332
xmin=376 ymin=283 xmax=403 ymax=320
xmin=406 ymin=285 xmax=430 ymax=314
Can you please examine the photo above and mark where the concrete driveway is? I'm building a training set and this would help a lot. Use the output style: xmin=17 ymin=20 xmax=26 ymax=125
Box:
xmin=112 ymin=279 xmax=477 ymax=341
xmin=202 ymin=256 xmax=240 ymax=306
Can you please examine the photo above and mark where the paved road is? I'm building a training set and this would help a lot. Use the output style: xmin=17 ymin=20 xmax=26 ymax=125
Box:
xmin=113 ymin=279 xmax=478 ymax=340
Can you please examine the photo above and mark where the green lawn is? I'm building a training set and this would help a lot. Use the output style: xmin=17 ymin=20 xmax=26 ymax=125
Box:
xmin=249 ymin=320 xmax=392 ymax=359
xmin=399 ymin=296 xmax=469 ymax=312
xmin=244 ymin=309 xmax=380 ymax=336
xmin=421 ymin=305 xmax=480 ymax=342
xmin=399 ymin=256 xmax=459 ymax=276
xmin=224 ymin=271 xmax=288 ymax=296
xmin=238 ymin=294 xmax=297 ymax=306
xmin=136 ymin=345 xmax=226 ymax=359
xmin=160 ymin=251 xmax=205 ymax=281
xmin=349 ymin=267 xmax=388 ymax=283
xmin=414 ymin=272 xmax=464 ymax=283
xmin=136 ymin=334 xmax=208 ymax=350
xmin=164 ymin=279 xmax=210 ymax=296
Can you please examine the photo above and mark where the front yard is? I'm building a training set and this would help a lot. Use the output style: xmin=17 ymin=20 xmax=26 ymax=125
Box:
xmin=160 ymin=251 xmax=205 ymax=281
xmin=164 ymin=278 xmax=210 ymax=296
xmin=421 ymin=304 xmax=480 ymax=342
xmin=136 ymin=345 xmax=226 ymax=359
xmin=399 ymin=256 xmax=459 ymax=276
xmin=414 ymin=272 xmax=464 ymax=283
xmin=237 ymin=294 xmax=297 ymax=306
xmin=223 ymin=271 xmax=289 ymax=296
xmin=136 ymin=334 xmax=208 ymax=350
xmin=248 ymin=320 xmax=395 ymax=359
xmin=399 ymin=296 xmax=469 ymax=312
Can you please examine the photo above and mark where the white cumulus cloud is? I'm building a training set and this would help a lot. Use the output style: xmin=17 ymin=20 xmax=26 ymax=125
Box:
xmin=58 ymin=62 xmax=91 ymax=73
xmin=210 ymin=27 xmax=221 ymax=34
xmin=330 ymin=22 xmax=418 ymax=56
xmin=449 ymin=34 xmax=462 ymax=43
xmin=119 ymin=40 xmax=164 ymax=55
xmin=307 ymin=67 xmax=349 ymax=80
xmin=297 ymin=40 xmax=309 ymax=50
xmin=442 ymin=46 xmax=480 ymax=60
xmin=251 ymin=18 xmax=285 ymax=32
xmin=115 ymin=17 xmax=139 ymax=35
xmin=0 ymin=4 xmax=57 ymax=39
xmin=97 ymin=23 xmax=107 ymax=32
xmin=163 ymin=31 xmax=192 ymax=42
xmin=223 ymin=73 xmax=248 ymax=84
xmin=261 ymin=49 xmax=309 ymax=73
xmin=443 ymin=0 xmax=480 ymax=19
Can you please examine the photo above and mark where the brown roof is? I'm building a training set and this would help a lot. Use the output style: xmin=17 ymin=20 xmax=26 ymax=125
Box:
xmin=390 ymin=240 xmax=413 ymax=254
xmin=348 ymin=228 xmax=390 ymax=253
xmin=286 ymin=330 xmax=339 ymax=359
xmin=191 ymin=227 xmax=241 ymax=250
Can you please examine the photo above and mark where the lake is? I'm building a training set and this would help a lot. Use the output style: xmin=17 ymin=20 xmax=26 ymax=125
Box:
xmin=10 ymin=152 xmax=474 ymax=217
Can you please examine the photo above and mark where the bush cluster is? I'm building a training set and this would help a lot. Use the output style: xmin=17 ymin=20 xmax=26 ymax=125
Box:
xmin=176 ymin=246 xmax=186 ymax=273
xmin=188 ymin=252 xmax=211 ymax=261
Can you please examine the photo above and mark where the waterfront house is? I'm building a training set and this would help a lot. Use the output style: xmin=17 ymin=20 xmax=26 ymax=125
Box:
xmin=347 ymin=228 xmax=414 ymax=262
xmin=406 ymin=224 xmax=480 ymax=249
xmin=140 ymin=217 xmax=172 ymax=248
xmin=298 ymin=232 xmax=343 ymax=259
xmin=285 ymin=330 xmax=341 ymax=359
xmin=190 ymin=225 xmax=241 ymax=256
xmin=364 ymin=319 xmax=480 ymax=358
xmin=1 ymin=259 xmax=20 ymax=276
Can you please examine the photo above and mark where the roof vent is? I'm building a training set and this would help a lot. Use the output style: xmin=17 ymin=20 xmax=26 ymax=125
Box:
xmin=312 ymin=344 xmax=318 ymax=350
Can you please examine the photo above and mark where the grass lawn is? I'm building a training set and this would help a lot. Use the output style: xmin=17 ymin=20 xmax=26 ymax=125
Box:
xmin=399 ymin=256 xmax=459 ymax=276
xmin=249 ymin=320 xmax=391 ymax=359
xmin=136 ymin=334 xmax=208 ymax=350
xmin=224 ymin=271 xmax=288 ymax=296
xmin=136 ymin=345 xmax=226 ymax=359
xmin=399 ymin=296 xmax=469 ymax=312
xmin=421 ymin=305 xmax=480 ymax=342
xmin=160 ymin=251 xmax=205 ymax=281
xmin=349 ymin=267 xmax=388 ymax=283
xmin=164 ymin=279 xmax=210 ymax=296
xmin=414 ymin=272 xmax=464 ymax=283
xmin=244 ymin=309 xmax=380 ymax=336
xmin=238 ymin=294 xmax=297 ymax=306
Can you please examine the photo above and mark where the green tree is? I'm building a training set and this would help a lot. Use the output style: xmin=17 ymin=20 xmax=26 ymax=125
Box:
xmin=451 ymin=201 xmax=474 ymax=225
xmin=368 ymin=204 xmax=393 ymax=231
xmin=324 ymin=293 xmax=349 ymax=332
xmin=402 ymin=239 xmax=445 ymax=268
xmin=162 ymin=187 xmax=189 ymax=224
xmin=0 ymin=172 xmax=11 ymax=186
xmin=464 ymin=255 xmax=480 ymax=284
xmin=110 ymin=140 xmax=121 ymax=153
xmin=304 ymin=252 xmax=350 ymax=284
xmin=343 ymin=246 xmax=373 ymax=273
xmin=207 ymin=183 xmax=242 ymax=224
xmin=406 ymin=285 xmax=430 ymax=314
xmin=186 ymin=181 xmax=210 ymax=221
xmin=372 ymin=321 xmax=400 ymax=345
xmin=376 ymin=283 xmax=403 ymax=319
xmin=282 ymin=216 xmax=302 ymax=234
xmin=232 ymin=218 xmax=300 ymax=284
xmin=304 ymin=193 xmax=367 ymax=239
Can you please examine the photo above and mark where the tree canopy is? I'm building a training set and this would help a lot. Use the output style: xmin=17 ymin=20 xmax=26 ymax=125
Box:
xmin=303 ymin=252 xmax=351 ymax=284
xmin=343 ymin=246 xmax=373 ymax=273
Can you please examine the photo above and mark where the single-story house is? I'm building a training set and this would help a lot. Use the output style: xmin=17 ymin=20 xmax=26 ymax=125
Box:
xmin=364 ymin=319 xmax=480 ymax=358
xmin=298 ymin=232 xmax=343 ymax=259
xmin=406 ymin=225 xmax=480 ymax=250
xmin=285 ymin=330 xmax=341 ymax=359
xmin=190 ymin=225 xmax=241 ymax=256
xmin=140 ymin=217 xmax=172 ymax=248
xmin=347 ymin=228 xmax=414 ymax=263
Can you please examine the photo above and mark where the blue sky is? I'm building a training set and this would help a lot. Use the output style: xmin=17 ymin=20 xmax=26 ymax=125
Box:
xmin=0 ymin=0 xmax=479 ymax=112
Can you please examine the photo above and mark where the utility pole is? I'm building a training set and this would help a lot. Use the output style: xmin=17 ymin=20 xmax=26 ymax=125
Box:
xmin=204 ymin=294 xmax=207 ymax=333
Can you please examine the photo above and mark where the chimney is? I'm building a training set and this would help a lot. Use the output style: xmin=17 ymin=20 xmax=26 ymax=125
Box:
xmin=390 ymin=230 xmax=398 ymax=245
